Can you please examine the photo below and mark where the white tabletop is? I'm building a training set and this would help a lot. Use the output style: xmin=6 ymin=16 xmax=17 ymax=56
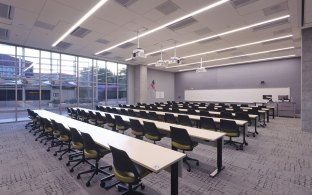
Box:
xmin=78 ymin=107 xmax=226 ymax=142
xmin=34 ymin=110 xmax=185 ymax=173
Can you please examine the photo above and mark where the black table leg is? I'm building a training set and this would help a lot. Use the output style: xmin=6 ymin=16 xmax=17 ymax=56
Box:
xmin=266 ymin=110 xmax=269 ymax=122
xmin=210 ymin=137 xmax=225 ymax=177
xmin=255 ymin=118 xmax=258 ymax=134
xmin=171 ymin=162 xmax=179 ymax=195
xmin=272 ymin=108 xmax=275 ymax=119
xmin=243 ymin=124 xmax=248 ymax=145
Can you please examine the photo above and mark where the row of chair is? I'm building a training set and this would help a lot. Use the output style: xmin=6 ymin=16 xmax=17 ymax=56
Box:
xmin=26 ymin=109 xmax=149 ymax=194
xmin=96 ymin=106 xmax=244 ymax=151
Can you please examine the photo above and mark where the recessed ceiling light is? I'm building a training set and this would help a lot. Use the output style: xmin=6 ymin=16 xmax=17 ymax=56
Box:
xmin=146 ymin=15 xmax=290 ymax=56
xmin=178 ymin=54 xmax=296 ymax=72
xmin=52 ymin=0 xmax=109 ymax=47
xmin=95 ymin=0 xmax=229 ymax=55
xmin=168 ymin=46 xmax=295 ymax=69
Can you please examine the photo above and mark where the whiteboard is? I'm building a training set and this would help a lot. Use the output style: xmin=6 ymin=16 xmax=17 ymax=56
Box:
xmin=185 ymin=88 xmax=290 ymax=103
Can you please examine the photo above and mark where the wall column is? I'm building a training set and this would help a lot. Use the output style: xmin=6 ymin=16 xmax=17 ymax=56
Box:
xmin=301 ymin=27 xmax=312 ymax=132
xmin=139 ymin=65 xmax=147 ymax=103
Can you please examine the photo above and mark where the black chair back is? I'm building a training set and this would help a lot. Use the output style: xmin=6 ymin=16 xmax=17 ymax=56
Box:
xmin=69 ymin=127 xmax=83 ymax=143
xmin=80 ymin=132 xmax=98 ymax=152
xmin=148 ymin=111 xmax=159 ymax=121
xmin=115 ymin=115 xmax=126 ymax=127
xmin=129 ymin=119 xmax=145 ymax=134
xmin=170 ymin=126 xmax=192 ymax=146
xmin=235 ymin=112 xmax=249 ymax=121
xmin=105 ymin=113 xmax=115 ymax=124
xmin=220 ymin=111 xmax=233 ymax=119
xmin=220 ymin=119 xmax=239 ymax=134
xmin=200 ymin=110 xmax=210 ymax=116
xmin=143 ymin=121 xmax=161 ymax=136
xmin=188 ymin=109 xmax=197 ymax=115
xmin=164 ymin=113 xmax=177 ymax=124
xmin=177 ymin=115 xmax=193 ymax=127
xmin=200 ymin=117 xmax=217 ymax=131
xmin=128 ymin=109 xmax=135 ymax=117
xmin=120 ymin=108 xmax=129 ymax=116
xmin=139 ymin=111 xmax=149 ymax=119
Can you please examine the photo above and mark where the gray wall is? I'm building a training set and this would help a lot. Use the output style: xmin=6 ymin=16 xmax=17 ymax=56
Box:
xmin=174 ymin=58 xmax=301 ymax=113
xmin=146 ymin=68 xmax=175 ymax=104
xmin=128 ymin=66 xmax=175 ymax=104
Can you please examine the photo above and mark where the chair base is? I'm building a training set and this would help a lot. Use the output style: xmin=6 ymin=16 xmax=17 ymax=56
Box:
xmin=183 ymin=155 xmax=199 ymax=172
xmin=117 ymin=182 xmax=145 ymax=195
xmin=224 ymin=138 xmax=243 ymax=150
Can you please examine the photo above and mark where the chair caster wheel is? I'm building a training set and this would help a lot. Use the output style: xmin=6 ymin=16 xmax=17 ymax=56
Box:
xmin=47 ymin=149 xmax=50 ymax=152
xmin=58 ymin=157 xmax=62 ymax=160
xmin=246 ymin=135 xmax=249 ymax=137
xmin=66 ymin=162 xmax=70 ymax=166
xmin=117 ymin=186 xmax=123 ymax=192
xmin=44 ymin=143 xmax=47 ymax=145
xmin=100 ymin=182 xmax=105 ymax=188
xmin=109 ymin=166 xmax=112 ymax=171
xmin=253 ymin=134 xmax=256 ymax=137
xmin=40 ymin=141 xmax=43 ymax=143
xmin=141 ymin=184 xmax=145 ymax=190
xmin=77 ymin=175 xmax=81 ymax=179
xmin=70 ymin=169 xmax=74 ymax=173
xmin=86 ymin=182 xmax=90 ymax=187
xmin=35 ymin=139 xmax=38 ymax=141
xmin=187 ymin=168 xmax=191 ymax=172
xmin=53 ymin=153 xmax=57 ymax=156
xmin=196 ymin=162 xmax=199 ymax=166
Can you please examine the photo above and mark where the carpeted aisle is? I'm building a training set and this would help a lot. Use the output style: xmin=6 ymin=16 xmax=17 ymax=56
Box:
xmin=0 ymin=117 xmax=311 ymax=195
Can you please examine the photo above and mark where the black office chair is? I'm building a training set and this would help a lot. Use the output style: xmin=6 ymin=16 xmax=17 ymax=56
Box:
xmin=115 ymin=115 xmax=129 ymax=134
xmin=143 ymin=121 xmax=165 ymax=144
xmin=70 ymin=108 xmax=78 ymax=119
xmin=106 ymin=107 xmax=113 ymax=113
xmin=67 ymin=127 xmax=92 ymax=171
xmin=120 ymin=108 xmax=129 ymax=116
xmin=95 ymin=105 xmax=100 ymax=110
xmin=235 ymin=112 xmax=254 ymax=137
xmin=139 ymin=111 xmax=149 ymax=119
xmin=164 ymin=113 xmax=177 ymax=124
xmin=66 ymin=107 xmax=72 ymax=117
xmin=177 ymin=115 xmax=193 ymax=127
xmin=127 ymin=109 xmax=136 ymax=117
xmin=188 ymin=109 xmax=198 ymax=115
xmin=220 ymin=111 xmax=233 ymax=119
xmin=148 ymin=111 xmax=159 ymax=121
xmin=77 ymin=132 xmax=112 ymax=187
xmin=95 ymin=112 xmax=106 ymax=127
xmin=200 ymin=117 xmax=217 ymax=131
xmin=38 ymin=118 xmax=54 ymax=145
xmin=172 ymin=108 xmax=180 ymax=113
xmin=88 ymin=111 xmax=97 ymax=125
xmin=101 ymin=145 xmax=149 ymax=193
xmin=220 ymin=119 xmax=243 ymax=150
xmin=105 ymin=113 xmax=116 ymax=131
xmin=112 ymin=108 xmax=119 ymax=114
xmin=53 ymin=122 xmax=75 ymax=160
xmin=129 ymin=119 xmax=145 ymax=139
xmin=199 ymin=110 xmax=210 ymax=117
xmin=170 ymin=126 xmax=199 ymax=172
xmin=46 ymin=119 xmax=61 ymax=152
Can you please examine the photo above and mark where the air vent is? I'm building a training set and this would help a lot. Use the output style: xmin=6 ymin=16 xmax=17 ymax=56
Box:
xmin=0 ymin=27 xmax=9 ymax=40
xmin=118 ymin=42 xmax=136 ymax=49
xmin=231 ymin=0 xmax=259 ymax=8
xmin=263 ymin=1 xmax=288 ymax=16
xmin=155 ymin=1 xmax=179 ymax=15
xmin=96 ymin=38 xmax=110 ymax=44
xmin=54 ymin=41 xmax=72 ymax=50
xmin=167 ymin=17 xmax=197 ymax=31
xmin=194 ymin=27 xmax=212 ymax=36
xmin=273 ymin=28 xmax=291 ymax=36
xmin=34 ymin=20 xmax=55 ymax=31
xmin=262 ymin=37 xmax=292 ymax=45
xmin=0 ymin=3 xmax=14 ymax=19
xmin=114 ymin=0 xmax=138 ymax=7
xmin=198 ymin=36 xmax=221 ymax=45
xmin=70 ymin=26 xmax=91 ymax=38
xmin=217 ymin=48 xmax=237 ymax=54
xmin=253 ymin=18 xmax=289 ymax=31
xmin=98 ymin=52 xmax=112 ymax=57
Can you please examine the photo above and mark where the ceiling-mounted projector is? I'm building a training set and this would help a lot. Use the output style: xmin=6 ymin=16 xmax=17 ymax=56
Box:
xmin=195 ymin=67 xmax=206 ymax=73
xmin=155 ymin=59 xmax=167 ymax=67
xmin=132 ymin=48 xmax=146 ymax=58
xmin=168 ymin=56 xmax=181 ymax=64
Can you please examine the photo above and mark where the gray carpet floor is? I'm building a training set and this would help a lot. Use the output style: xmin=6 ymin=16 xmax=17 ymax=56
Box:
xmin=0 ymin=117 xmax=312 ymax=195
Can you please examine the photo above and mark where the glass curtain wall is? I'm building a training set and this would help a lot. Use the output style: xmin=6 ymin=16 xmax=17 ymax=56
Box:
xmin=0 ymin=43 xmax=128 ymax=123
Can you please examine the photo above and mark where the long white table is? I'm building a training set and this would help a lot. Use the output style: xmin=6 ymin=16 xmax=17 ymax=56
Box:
xmin=108 ymin=106 xmax=249 ymax=146
xmin=34 ymin=110 xmax=185 ymax=195
xmin=76 ymin=107 xmax=226 ymax=177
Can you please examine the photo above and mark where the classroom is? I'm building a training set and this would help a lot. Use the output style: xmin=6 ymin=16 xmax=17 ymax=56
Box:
xmin=0 ymin=0 xmax=311 ymax=194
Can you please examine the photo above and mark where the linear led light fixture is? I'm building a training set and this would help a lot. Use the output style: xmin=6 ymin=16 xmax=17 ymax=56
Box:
xmin=52 ymin=0 xmax=109 ymax=47
xmin=146 ymin=14 xmax=291 ymax=56
xmin=178 ymin=54 xmax=296 ymax=72
xmin=95 ymin=0 xmax=229 ymax=55
xmin=147 ymin=34 xmax=293 ymax=66
xmin=168 ymin=46 xmax=295 ymax=69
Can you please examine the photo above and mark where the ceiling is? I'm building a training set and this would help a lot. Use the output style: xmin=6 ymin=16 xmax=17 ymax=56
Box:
xmin=0 ymin=0 xmax=302 ymax=72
